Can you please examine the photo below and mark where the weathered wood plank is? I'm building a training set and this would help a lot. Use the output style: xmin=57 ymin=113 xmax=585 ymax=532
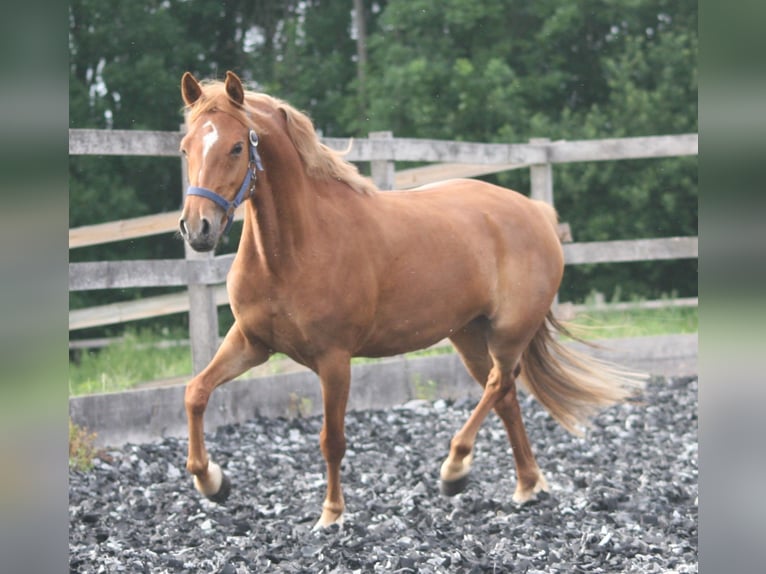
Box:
xmin=547 ymin=134 xmax=698 ymax=164
xmin=69 ymin=260 xmax=188 ymax=290
xmin=327 ymin=137 xmax=523 ymax=163
xmin=386 ymin=138 xmax=547 ymax=164
xmin=323 ymin=134 xmax=697 ymax=164
xmin=530 ymin=138 xmax=554 ymax=204
xmin=69 ymin=129 xmax=183 ymax=157
xmin=183 ymin=234 xmax=221 ymax=373
xmin=369 ymin=131 xmax=395 ymax=190
xmin=69 ymin=286 xmax=230 ymax=331
xmin=555 ymin=297 xmax=698 ymax=322
xmin=70 ymin=211 xmax=180 ymax=248
xmin=567 ymin=297 xmax=698 ymax=314
xmin=68 ymin=254 xmax=235 ymax=291
xmin=69 ymin=210 xmax=246 ymax=249
xmin=563 ymin=237 xmax=698 ymax=265
xmin=70 ymin=129 xmax=697 ymax=164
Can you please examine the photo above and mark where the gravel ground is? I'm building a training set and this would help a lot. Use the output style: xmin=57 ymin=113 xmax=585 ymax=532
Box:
xmin=69 ymin=375 xmax=697 ymax=573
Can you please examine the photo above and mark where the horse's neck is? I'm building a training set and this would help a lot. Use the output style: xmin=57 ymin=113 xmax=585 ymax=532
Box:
xmin=242 ymin=164 xmax=317 ymax=273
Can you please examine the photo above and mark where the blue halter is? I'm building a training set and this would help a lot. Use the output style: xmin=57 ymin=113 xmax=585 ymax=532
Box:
xmin=185 ymin=129 xmax=264 ymax=234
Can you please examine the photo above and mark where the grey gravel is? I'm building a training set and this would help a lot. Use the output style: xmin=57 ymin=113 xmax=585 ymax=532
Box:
xmin=69 ymin=376 xmax=698 ymax=573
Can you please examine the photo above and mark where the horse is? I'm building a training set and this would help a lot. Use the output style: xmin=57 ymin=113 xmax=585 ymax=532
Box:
xmin=177 ymin=70 xmax=644 ymax=528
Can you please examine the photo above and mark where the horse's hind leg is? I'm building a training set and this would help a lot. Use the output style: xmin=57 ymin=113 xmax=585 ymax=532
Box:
xmin=440 ymin=358 xmax=517 ymax=495
xmin=440 ymin=321 xmax=520 ymax=493
xmin=443 ymin=324 xmax=548 ymax=502
xmin=440 ymin=322 xmax=491 ymax=493
xmin=493 ymin=379 xmax=549 ymax=504
xmin=185 ymin=323 xmax=270 ymax=502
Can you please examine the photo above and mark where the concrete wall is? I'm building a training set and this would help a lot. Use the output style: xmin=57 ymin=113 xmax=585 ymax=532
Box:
xmin=69 ymin=334 xmax=697 ymax=447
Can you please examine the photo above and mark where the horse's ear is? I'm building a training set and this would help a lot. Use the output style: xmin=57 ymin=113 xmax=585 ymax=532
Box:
xmin=277 ymin=105 xmax=289 ymax=125
xmin=181 ymin=72 xmax=203 ymax=106
xmin=224 ymin=71 xmax=245 ymax=105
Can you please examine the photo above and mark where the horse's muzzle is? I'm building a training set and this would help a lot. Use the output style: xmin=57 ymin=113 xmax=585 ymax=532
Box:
xmin=179 ymin=213 xmax=220 ymax=252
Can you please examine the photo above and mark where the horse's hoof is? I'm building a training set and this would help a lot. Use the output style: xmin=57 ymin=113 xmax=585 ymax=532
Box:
xmin=313 ymin=511 xmax=344 ymax=531
xmin=439 ymin=452 xmax=473 ymax=496
xmin=206 ymin=471 xmax=231 ymax=504
xmin=512 ymin=473 xmax=549 ymax=505
xmin=440 ymin=473 xmax=470 ymax=496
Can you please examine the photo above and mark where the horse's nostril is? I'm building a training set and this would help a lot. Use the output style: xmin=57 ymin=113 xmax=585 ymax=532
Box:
xmin=179 ymin=219 xmax=188 ymax=237
xmin=201 ymin=218 xmax=211 ymax=236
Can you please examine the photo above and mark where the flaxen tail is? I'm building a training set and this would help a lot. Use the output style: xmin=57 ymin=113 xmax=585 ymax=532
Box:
xmin=519 ymin=311 xmax=646 ymax=435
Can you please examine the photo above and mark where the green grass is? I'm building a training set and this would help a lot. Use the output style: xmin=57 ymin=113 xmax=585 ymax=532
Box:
xmin=565 ymin=305 xmax=698 ymax=340
xmin=69 ymin=304 xmax=697 ymax=396
xmin=69 ymin=328 xmax=192 ymax=396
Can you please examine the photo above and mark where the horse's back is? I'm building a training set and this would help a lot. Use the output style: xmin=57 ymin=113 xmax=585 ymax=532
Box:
xmin=382 ymin=179 xmax=562 ymax=257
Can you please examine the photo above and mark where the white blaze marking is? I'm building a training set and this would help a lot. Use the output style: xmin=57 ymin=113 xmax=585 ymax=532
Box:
xmin=198 ymin=120 xmax=219 ymax=182
xmin=202 ymin=120 xmax=219 ymax=158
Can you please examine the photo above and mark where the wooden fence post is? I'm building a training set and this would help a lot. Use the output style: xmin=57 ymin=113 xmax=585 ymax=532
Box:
xmin=369 ymin=131 xmax=395 ymax=190
xmin=529 ymin=137 xmax=554 ymax=205
xmin=180 ymin=127 xmax=220 ymax=374
xmin=529 ymin=137 xmax=560 ymax=310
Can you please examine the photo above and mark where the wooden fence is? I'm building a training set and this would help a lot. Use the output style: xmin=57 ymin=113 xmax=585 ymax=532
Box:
xmin=69 ymin=129 xmax=698 ymax=373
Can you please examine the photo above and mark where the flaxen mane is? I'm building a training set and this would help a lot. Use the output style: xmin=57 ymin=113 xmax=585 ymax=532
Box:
xmin=185 ymin=81 xmax=377 ymax=196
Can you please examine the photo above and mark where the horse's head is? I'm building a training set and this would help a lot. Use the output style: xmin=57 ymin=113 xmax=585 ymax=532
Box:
xmin=178 ymin=71 xmax=261 ymax=252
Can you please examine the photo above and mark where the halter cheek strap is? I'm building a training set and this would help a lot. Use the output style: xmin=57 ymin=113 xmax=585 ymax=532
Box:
xmin=186 ymin=129 xmax=264 ymax=235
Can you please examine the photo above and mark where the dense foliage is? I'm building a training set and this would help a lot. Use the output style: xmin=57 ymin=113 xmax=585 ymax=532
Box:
xmin=69 ymin=0 xmax=697 ymax=337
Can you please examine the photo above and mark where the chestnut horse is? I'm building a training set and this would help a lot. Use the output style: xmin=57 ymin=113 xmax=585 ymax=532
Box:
xmin=178 ymin=71 xmax=643 ymax=528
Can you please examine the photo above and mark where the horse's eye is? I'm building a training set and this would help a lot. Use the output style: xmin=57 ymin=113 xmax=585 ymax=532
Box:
xmin=180 ymin=148 xmax=187 ymax=156
xmin=231 ymin=143 xmax=244 ymax=155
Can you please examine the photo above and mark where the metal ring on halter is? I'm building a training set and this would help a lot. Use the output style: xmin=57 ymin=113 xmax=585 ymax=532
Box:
xmin=248 ymin=130 xmax=264 ymax=171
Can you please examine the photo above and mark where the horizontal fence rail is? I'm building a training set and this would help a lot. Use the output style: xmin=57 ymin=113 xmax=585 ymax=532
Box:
xmin=69 ymin=238 xmax=697 ymax=294
xmin=68 ymin=256 xmax=235 ymax=291
xmin=70 ymin=287 xmax=230 ymax=332
xmin=69 ymin=129 xmax=697 ymax=163
xmin=69 ymin=211 xmax=190 ymax=250
xmin=68 ymin=129 xmax=183 ymax=157
xmin=561 ymin=237 xmax=698 ymax=265
xmin=69 ymin=128 xmax=698 ymax=370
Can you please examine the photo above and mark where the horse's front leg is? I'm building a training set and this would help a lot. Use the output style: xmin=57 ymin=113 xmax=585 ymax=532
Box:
xmin=185 ymin=322 xmax=270 ymax=502
xmin=313 ymin=352 xmax=351 ymax=529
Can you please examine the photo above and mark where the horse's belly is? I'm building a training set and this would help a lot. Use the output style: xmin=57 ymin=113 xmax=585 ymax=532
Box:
xmin=355 ymin=290 xmax=485 ymax=357
xmin=355 ymin=325 xmax=449 ymax=358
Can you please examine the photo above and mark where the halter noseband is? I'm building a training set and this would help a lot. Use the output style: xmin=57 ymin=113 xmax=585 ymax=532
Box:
xmin=185 ymin=129 xmax=264 ymax=235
